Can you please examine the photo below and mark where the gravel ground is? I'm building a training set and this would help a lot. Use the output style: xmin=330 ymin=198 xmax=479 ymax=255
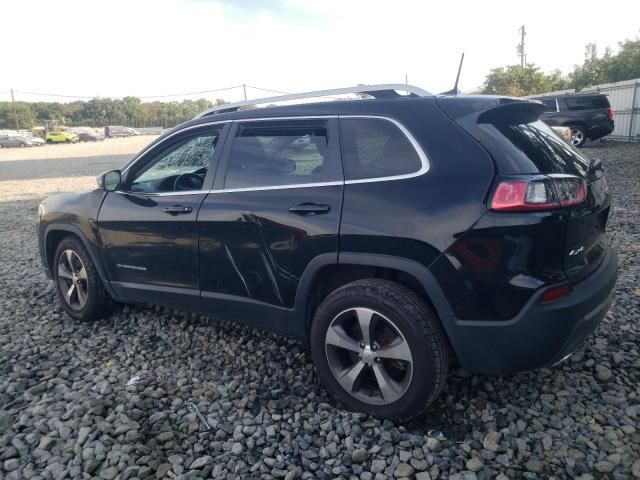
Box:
xmin=0 ymin=141 xmax=639 ymax=480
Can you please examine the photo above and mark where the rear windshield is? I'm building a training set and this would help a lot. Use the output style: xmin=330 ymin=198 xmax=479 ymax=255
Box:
xmin=477 ymin=120 xmax=589 ymax=177
xmin=564 ymin=95 xmax=610 ymax=110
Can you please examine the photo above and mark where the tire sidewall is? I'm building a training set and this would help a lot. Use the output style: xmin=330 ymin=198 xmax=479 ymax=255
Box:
xmin=53 ymin=237 xmax=101 ymax=321
xmin=570 ymin=125 xmax=587 ymax=147
xmin=311 ymin=284 xmax=440 ymax=419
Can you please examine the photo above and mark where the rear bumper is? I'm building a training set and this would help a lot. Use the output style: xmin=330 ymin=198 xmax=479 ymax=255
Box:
xmin=449 ymin=247 xmax=617 ymax=374
xmin=588 ymin=120 xmax=614 ymax=140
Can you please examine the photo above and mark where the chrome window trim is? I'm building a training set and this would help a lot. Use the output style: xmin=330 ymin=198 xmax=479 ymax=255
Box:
xmin=118 ymin=115 xmax=429 ymax=196
xmin=210 ymin=181 xmax=343 ymax=194
xmin=212 ymin=114 xmax=428 ymax=193
xmin=119 ymin=190 xmax=205 ymax=197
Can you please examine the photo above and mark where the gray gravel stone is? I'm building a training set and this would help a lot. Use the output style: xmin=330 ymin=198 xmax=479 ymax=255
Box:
xmin=352 ymin=448 xmax=369 ymax=463
xmin=394 ymin=463 xmax=415 ymax=478
xmin=525 ymin=459 xmax=544 ymax=473
xmin=467 ymin=458 xmax=484 ymax=472
xmin=0 ymin=141 xmax=639 ymax=480
xmin=4 ymin=459 xmax=19 ymax=471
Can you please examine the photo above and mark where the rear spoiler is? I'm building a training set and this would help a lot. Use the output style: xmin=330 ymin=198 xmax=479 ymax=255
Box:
xmin=477 ymin=102 xmax=546 ymax=125
xmin=437 ymin=96 xmax=546 ymax=125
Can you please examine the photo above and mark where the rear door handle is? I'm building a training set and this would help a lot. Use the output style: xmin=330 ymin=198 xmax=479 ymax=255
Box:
xmin=288 ymin=203 xmax=331 ymax=216
xmin=163 ymin=205 xmax=193 ymax=215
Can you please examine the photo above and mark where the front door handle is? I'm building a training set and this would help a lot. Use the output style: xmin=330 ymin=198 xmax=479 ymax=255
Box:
xmin=288 ymin=203 xmax=331 ymax=216
xmin=163 ymin=205 xmax=193 ymax=215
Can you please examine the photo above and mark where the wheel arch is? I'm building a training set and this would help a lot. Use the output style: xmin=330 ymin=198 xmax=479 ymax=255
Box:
xmin=44 ymin=224 xmax=120 ymax=300
xmin=292 ymin=253 xmax=458 ymax=352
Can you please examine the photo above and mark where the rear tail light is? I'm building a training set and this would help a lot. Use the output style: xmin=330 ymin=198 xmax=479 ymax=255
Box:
xmin=491 ymin=176 xmax=586 ymax=212
xmin=607 ymin=107 xmax=614 ymax=121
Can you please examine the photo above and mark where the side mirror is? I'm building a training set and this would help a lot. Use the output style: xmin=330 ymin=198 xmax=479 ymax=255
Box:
xmin=97 ymin=170 xmax=121 ymax=192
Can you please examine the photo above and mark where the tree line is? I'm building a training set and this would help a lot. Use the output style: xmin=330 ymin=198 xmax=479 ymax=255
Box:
xmin=0 ymin=97 xmax=228 ymax=130
xmin=481 ymin=34 xmax=640 ymax=96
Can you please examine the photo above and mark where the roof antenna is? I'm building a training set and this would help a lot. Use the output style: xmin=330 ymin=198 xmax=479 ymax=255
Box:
xmin=440 ymin=53 xmax=465 ymax=95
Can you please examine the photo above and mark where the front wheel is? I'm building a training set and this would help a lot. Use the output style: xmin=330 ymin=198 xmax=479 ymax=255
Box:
xmin=311 ymin=279 xmax=449 ymax=422
xmin=53 ymin=236 xmax=112 ymax=321
xmin=570 ymin=125 xmax=587 ymax=147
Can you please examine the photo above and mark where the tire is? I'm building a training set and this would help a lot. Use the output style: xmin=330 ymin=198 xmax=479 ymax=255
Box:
xmin=310 ymin=279 xmax=449 ymax=422
xmin=46 ymin=140 xmax=52 ymax=144
xmin=65 ymin=139 xmax=71 ymax=144
xmin=53 ymin=236 xmax=112 ymax=321
xmin=569 ymin=125 xmax=587 ymax=147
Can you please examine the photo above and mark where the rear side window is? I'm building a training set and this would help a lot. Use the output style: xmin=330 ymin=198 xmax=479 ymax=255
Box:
xmin=564 ymin=95 xmax=609 ymax=110
xmin=340 ymin=118 xmax=422 ymax=181
xmin=479 ymin=120 xmax=589 ymax=177
xmin=225 ymin=121 xmax=335 ymax=189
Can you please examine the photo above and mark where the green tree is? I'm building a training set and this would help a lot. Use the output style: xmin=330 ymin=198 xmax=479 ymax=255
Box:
xmin=481 ymin=64 xmax=567 ymax=96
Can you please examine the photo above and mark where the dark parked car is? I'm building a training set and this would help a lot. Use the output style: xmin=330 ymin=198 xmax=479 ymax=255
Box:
xmin=532 ymin=93 xmax=614 ymax=147
xmin=37 ymin=85 xmax=617 ymax=421
xmin=77 ymin=131 xmax=104 ymax=142
xmin=0 ymin=134 xmax=39 ymax=147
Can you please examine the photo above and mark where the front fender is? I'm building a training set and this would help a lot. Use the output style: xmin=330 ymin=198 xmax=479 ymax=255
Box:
xmin=38 ymin=189 xmax=121 ymax=300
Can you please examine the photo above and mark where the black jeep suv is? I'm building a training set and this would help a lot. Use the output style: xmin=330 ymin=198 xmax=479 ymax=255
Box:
xmin=532 ymin=93 xmax=614 ymax=147
xmin=37 ymin=85 xmax=617 ymax=421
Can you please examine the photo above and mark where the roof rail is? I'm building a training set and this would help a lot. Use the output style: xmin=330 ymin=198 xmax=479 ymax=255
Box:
xmin=194 ymin=83 xmax=432 ymax=118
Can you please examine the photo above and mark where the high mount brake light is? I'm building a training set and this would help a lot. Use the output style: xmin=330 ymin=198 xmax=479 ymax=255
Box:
xmin=491 ymin=176 xmax=586 ymax=212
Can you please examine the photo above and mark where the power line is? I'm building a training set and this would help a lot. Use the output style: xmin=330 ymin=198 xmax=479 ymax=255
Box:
xmin=245 ymin=85 xmax=292 ymax=95
xmin=13 ymin=90 xmax=95 ymax=99
xmin=10 ymin=85 xmax=247 ymax=100
xmin=137 ymin=85 xmax=244 ymax=99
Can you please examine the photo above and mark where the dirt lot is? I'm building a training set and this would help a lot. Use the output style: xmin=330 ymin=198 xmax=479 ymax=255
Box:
xmin=0 ymin=140 xmax=638 ymax=480
xmin=0 ymin=136 xmax=157 ymax=201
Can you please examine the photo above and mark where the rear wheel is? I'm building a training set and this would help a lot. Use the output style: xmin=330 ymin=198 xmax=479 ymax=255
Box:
xmin=53 ymin=237 xmax=112 ymax=321
xmin=570 ymin=125 xmax=587 ymax=147
xmin=311 ymin=279 xmax=449 ymax=422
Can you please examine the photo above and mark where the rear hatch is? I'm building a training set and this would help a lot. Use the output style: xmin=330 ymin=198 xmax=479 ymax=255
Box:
xmin=437 ymin=97 xmax=611 ymax=283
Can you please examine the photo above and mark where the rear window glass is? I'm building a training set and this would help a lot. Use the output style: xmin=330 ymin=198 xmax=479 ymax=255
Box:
xmin=564 ymin=95 xmax=609 ymax=110
xmin=340 ymin=118 xmax=422 ymax=180
xmin=478 ymin=120 xmax=589 ymax=177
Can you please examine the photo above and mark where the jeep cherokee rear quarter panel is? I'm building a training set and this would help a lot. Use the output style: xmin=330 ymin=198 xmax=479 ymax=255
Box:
xmin=338 ymin=98 xmax=496 ymax=317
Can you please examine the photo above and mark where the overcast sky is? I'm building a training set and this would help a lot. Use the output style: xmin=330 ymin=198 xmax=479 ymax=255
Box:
xmin=1 ymin=0 xmax=639 ymax=103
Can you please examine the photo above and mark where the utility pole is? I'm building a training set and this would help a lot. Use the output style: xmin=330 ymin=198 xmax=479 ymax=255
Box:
xmin=10 ymin=88 xmax=19 ymax=130
xmin=242 ymin=84 xmax=247 ymax=101
xmin=517 ymin=25 xmax=526 ymax=67
xmin=405 ymin=73 xmax=408 ymax=85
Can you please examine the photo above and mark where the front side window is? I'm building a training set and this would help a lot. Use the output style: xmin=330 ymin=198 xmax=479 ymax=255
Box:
xmin=340 ymin=118 xmax=422 ymax=181
xmin=129 ymin=130 xmax=220 ymax=193
xmin=224 ymin=121 xmax=334 ymax=189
